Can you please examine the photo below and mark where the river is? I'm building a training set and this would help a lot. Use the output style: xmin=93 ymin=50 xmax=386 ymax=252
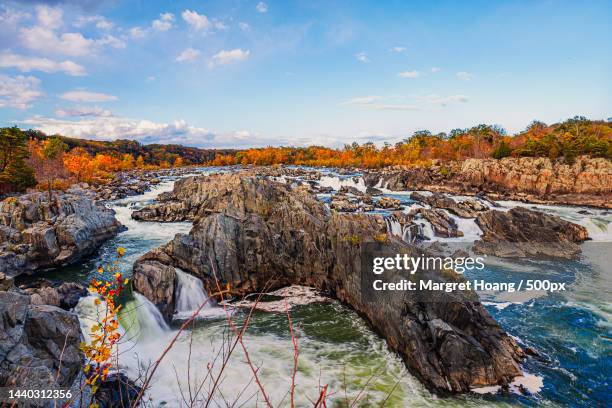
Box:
xmin=26 ymin=168 xmax=611 ymax=407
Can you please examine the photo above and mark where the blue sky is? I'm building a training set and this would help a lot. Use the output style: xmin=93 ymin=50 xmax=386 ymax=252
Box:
xmin=0 ymin=0 xmax=610 ymax=148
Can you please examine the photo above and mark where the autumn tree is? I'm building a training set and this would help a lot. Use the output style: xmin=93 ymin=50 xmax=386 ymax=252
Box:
xmin=0 ymin=127 xmax=35 ymax=193
xmin=27 ymin=138 xmax=69 ymax=201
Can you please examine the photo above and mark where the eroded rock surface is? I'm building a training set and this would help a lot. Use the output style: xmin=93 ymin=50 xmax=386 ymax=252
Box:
xmin=474 ymin=207 xmax=588 ymax=259
xmin=133 ymin=173 xmax=524 ymax=393
xmin=0 ymin=291 xmax=83 ymax=389
xmin=0 ymin=191 xmax=123 ymax=275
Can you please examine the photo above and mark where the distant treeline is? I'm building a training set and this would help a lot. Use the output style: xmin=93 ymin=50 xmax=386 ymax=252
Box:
xmin=22 ymin=129 xmax=237 ymax=166
xmin=210 ymin=116 xmax=612 ymax=168
xmin=1 ymin=116 xmax=610 ymax=194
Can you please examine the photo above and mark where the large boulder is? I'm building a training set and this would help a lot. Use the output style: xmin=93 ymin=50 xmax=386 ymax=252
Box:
xmin=474 ymin=207 xmax=588 ymax=259
xmin=0 ymin=291 xmax=83 ymax=389
xmin=0 ymin=191 xmax=123 ymax=275
xmin=133 ymin=174 xmax=524 ymax=394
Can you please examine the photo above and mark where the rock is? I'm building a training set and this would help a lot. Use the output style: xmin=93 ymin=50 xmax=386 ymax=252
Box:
xmin=95 ymin=372 xmax=141 ymax=408
xmin=339 ymin=185 xmax=364 ymax=196
xmin=133 ymin=174 xmax=524 ymax=394
xmin=132 ymin=257 xmax=176 ymax=320
xmin=474 ymin=207 xmax=588 ymax=259
xmin=376 ymin=196 xmax=402 ymax=210
xmin=409 ymin=208 xmax=464 ymax=238
xmin=0 ymin=272 xmax=13 ymax=291
xmin=365 ymin=156 xmax=612 ymax=208
xmin=366 ymin=186 xmax=383 ymax=196
xmin=0 ymin=291 xmax=83 ymax=389
xmin=21 ymin=279 xmax=88 ymax=310
xmin=410 ymin=192 xmax=487 ymax=218
xmin=0 ymin=191 xmax=123 ymax=275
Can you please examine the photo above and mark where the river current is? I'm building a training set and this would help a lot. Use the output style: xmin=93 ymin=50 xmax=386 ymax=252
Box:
xmin=26 ymin=168 xmax=611 ymax=407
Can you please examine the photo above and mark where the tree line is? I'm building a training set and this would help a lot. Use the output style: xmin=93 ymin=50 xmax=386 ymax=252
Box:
xmin=1 ymin=116 xmax=610 ymax=195
xmin=209 ymin=117 xmax=611 ymax=168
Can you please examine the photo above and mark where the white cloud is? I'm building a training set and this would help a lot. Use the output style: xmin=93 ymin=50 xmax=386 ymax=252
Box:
xmin=98 ymin=34 xmax=126 ymax=49
xmin=55 ymin=105 xmax=113 ymax=117
xmin=390 ymin=46 xmax=406 ymax=53
xmin=36 ymin=5 xmax=62 ymax=30
xmin=129 ymin=26 xmax=147 ymax=39
xmin=422 ymin=94 xmax=469 ymax=106
xmin=209 ymin=48 xmax=250 ymax=67
xmin=176 ymin=48 xmax=200 ymax=62
xmin=21 ymin=115 xmax=276 ymax=148
xmin=75 ymin=15 xmax=113 ymax=30
xmin=0 ymin=75 xmax=43 ymax=109
xmin=21 ymin=26 xmax=94 ymax=56
xmin=146 ymin=75 xmax=156 ymax=82
xmin=355 ymin=51 xmax=370 ymax=63
xmin=256 ymin=2 xmax=268 ymax=13
xmin=0 ymin=7 xmax=31 ymax=26
xmin=430 ymin=67 xmax=441 ymax=73
xmin=456 ymin=71 xmax=474 ymax=81
xmin=60 ymin=90 xmax=118 ymax=102
xmin=0 ymin=53 xmax=86 ymax=76
xmin=239 ymin=22 xmax=250 ymax=31
xmin=398 ymin=70 xmax=420 ymax=78
xmin=152 ymin=12 xmax=174 ymax=31
xmin=181 ymin=10 xmax=211 ymax=31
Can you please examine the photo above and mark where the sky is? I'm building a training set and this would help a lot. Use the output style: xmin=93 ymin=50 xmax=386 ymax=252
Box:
xmin=0 ymin=0 xmax=610 ymax=148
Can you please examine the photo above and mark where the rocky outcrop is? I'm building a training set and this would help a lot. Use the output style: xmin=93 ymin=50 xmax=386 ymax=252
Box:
xmin=0 ymin=291 xmax=83 ymax=389
xmin=132 ymin=258 xmax=177 ymax=320
xmin=133 ymin=174 xmax=524 ymax=394
xmin=0 ymin=191 xmax=122 ymax=275
xmin=474 ymin=207 xmax=589 ymax=259
xmin=19 ymin=279 xmax=88 ymax=310
xmin=410 ymin=208 xmax=463 ymax=238
xmin=365 ymin=156 xmax=612 ymax=208
xmin=410 ymin=192 xmax=488 ymax=218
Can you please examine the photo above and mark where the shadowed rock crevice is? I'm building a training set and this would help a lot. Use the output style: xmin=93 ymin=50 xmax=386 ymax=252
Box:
xmin=133 ymin=174 xmax=525 ymax=394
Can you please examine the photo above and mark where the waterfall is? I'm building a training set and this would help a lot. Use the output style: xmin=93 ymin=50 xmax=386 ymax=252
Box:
xmin=385 ymin=217 xmax=417 ymax=243
xmin=131 ymin=293 xmax=170 ymax=339
xmin=318 ymin=175 xmax=367 ymax=193
xmin=174 ymin=269 xmax=210 ymax=317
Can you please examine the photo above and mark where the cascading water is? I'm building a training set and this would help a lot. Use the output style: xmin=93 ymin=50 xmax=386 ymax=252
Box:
xmin=129 ymin=293 xmax=170 ymax=339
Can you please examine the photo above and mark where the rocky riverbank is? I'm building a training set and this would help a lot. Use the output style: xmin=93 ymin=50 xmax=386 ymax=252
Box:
xmin=132 ymin=173 xmax=526 ymax=394
xmin=0 ymin=190 xmax=123 ymax=276
xmin=363 ymin=156 xmax=612 ymax=208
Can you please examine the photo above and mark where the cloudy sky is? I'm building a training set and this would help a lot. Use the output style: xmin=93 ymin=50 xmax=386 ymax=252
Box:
xmin=0 ymin=0 xmax=610 ymax=148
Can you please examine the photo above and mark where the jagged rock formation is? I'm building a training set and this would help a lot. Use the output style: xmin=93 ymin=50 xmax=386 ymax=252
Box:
xmin=409 ymin=208 xmax=464 ymax=238
xmin=365 ymin=156 xmax=612 ymax=208
xmin=474 ymin=207 xmax=588 ymax=259
xmin=410 ymin=192 xmax=488 ymax=218
xmin=133 ymin=173 xmax=524 ymax=393
xmin=0 ymin=191 xmax=122 ymax=275
xmin=0 ymin=291 xmax=83 ymax=389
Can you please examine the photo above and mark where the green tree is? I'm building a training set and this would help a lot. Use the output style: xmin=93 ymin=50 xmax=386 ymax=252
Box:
xmin=0 ymin=127 xmax=36 ymax=193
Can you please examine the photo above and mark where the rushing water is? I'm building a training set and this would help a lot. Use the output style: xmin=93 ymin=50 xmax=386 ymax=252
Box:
xmin=28 ymin=169 xmax=610 ymax=407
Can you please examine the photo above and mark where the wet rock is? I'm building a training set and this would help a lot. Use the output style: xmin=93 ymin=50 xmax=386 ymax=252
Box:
xmin=21 ymin=279 xmax=88 ymax=310
xmin=95 ymin=372 xmax=141 ymax=408
xmin=409 ymin=208 xmax=464 ymax=238
xmin=133 ymin=174 xmax=524 ymax=394
xmin=0 ymin=191 xmax=123 ymax=276
xmin=0 ymin=291 xmax=83 ymax=389
xmin=376 ymin=196 xmax=402 ymax=210
xmin=366 ymin=186 xmax=383 ymax=196
xmin=339 ymin=185 xmax=364 ymax=196
xmin=132 ymin=257 xmax=176 ymax=320
xmin=474 ymin=207 xmax=588 ymax=259
xmin=410 ymin=192 xmax=487 ymax=218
